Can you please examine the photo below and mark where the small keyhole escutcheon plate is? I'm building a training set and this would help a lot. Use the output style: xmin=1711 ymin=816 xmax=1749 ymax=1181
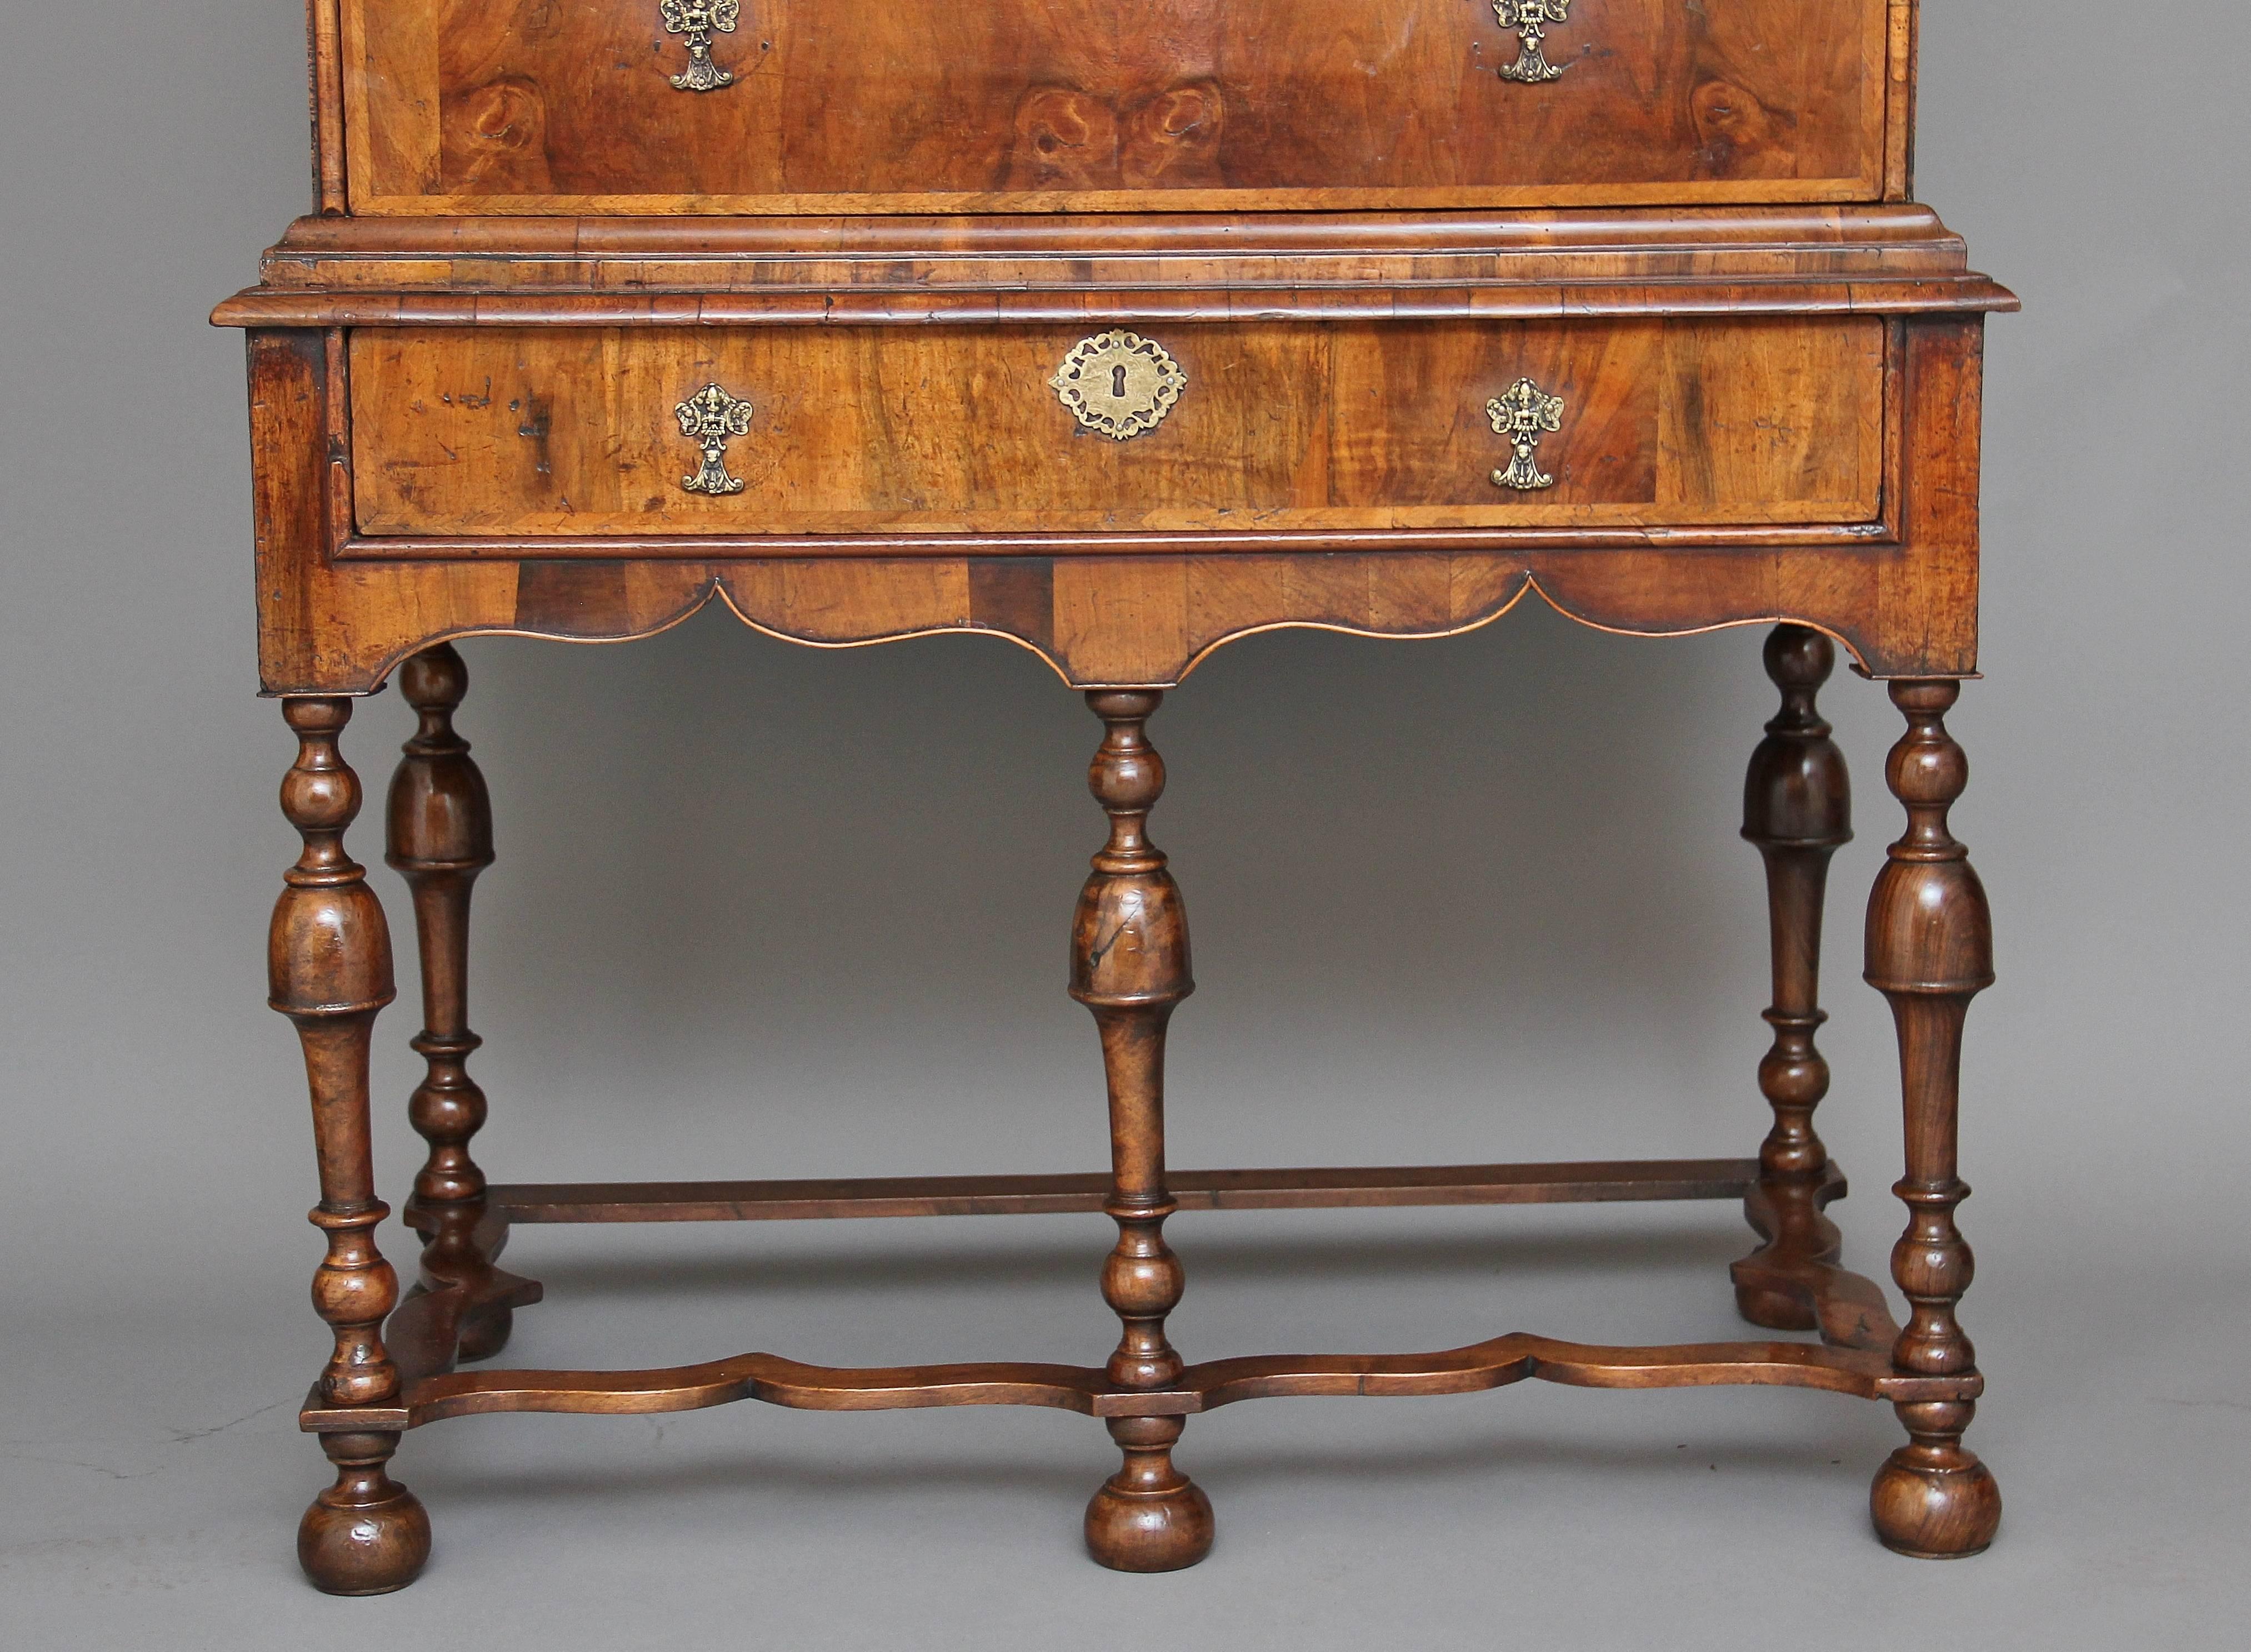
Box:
xmin=1050 ymin=331 xmax=1188 ymax=441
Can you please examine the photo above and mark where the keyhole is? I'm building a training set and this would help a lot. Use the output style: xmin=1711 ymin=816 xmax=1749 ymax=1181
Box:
xmin=1111 ymin=364 xmax=1129 ymax=399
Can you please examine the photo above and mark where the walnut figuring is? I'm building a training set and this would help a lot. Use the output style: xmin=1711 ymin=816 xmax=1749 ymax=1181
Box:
xmin=229 ymin=0 xmax=2009 ymax=1593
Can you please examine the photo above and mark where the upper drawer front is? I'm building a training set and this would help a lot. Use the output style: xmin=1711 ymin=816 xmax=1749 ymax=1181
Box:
xmin=342 ymin=1 xmax=1892 ymax=214
xmin=347 ymin=318 xmax=1886 ymax=539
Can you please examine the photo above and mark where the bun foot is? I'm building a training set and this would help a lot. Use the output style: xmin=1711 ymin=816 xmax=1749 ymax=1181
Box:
xmin=1085 ymin=1478 xmax=1214 ymax=1573
xmin=298 ymin=1433 xmax=431 ymax=1595
xmin=1733 ymin=1280 xmax=1817 ymax=1333
xmin=457 ymin=1301 xmax=514 ymax=1363
xmin=1084 ymin=1416 xmax=1214 ymax=1573
xmin=1870 ymin=1444 xmax=2000 ymax=1559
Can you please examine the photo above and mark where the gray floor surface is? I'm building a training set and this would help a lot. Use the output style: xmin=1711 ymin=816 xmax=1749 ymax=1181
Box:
xmin=8 ymin=1198 xmax=2243 ymax=1650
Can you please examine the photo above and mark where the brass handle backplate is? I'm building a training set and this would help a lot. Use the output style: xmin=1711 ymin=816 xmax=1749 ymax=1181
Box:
xmin=1492 ymin=0 xmax=1575 ymax=83
xmin=1051 ymin=331 xmax=1189 ymax=442
xmin=1488 ymin=378 xmax=1565 ymax=490
xmin=661 ymin=0 xmax=739 ymax=92
xmin=675 ymin=383 xmax=754 ymax=495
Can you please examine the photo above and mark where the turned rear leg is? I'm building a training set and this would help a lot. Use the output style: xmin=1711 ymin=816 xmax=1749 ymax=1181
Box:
xmin=1733 ymin=625 xmax=1853 ymax=1331
xmin=387 ymin=643 xmax=540 ymax=1365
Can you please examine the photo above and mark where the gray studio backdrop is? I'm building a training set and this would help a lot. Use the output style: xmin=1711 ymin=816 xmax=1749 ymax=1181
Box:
xmin=3 ymin=4 xmax=2247 ymax=1648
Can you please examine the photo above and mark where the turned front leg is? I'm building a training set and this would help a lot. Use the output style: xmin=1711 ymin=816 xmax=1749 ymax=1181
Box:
xmin=271 ymin=698 xmax=429 ymax=1594
xmin=1071 ymin=690 xmax=1213 ymax=1573
xmin=1864 ymin=681 xmax=2001 ymax=1557
xmin=1733 ymin=625 xmax=1853 ymax=1329
xmin=387 ymin=643 xmax=527 ymax=1363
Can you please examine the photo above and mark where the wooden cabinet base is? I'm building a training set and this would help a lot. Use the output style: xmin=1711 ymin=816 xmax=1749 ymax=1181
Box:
xmin=228 ymin=0 xmax=2010 ymax=1595
xmin=272 ymin=647 xmax=2000 ymax=1589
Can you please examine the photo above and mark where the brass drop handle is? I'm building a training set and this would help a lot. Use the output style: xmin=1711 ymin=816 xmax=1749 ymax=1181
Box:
xmin=660 ymin=0 xmax=740 ymax=93
xmin=1492 ymin=1 xmax=1577 ymax=83
xmin=1488 ymin=378 xmax=1565 ymax=491
xmin=675 ymin=383 xmax=754 ymax=495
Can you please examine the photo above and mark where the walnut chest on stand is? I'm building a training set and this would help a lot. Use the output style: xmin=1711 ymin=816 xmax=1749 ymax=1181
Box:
xmin=215 ymin=0 xmax=2016 ymax=1591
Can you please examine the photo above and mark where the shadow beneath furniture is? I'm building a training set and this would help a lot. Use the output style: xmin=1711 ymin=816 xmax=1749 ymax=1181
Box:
xmin=408 ymin=1425 xmax=1883 ymax=1515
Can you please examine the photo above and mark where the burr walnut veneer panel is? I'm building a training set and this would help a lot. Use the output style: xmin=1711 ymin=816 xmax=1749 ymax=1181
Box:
xmin=347 ymin=319 xmax=1885 ymax=537
xmin=341 ymin=0 xmax=1893 ymax=214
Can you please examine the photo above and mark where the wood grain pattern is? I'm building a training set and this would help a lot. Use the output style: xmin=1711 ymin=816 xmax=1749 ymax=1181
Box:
xmin=1886 ymin=0 xmax=1919 ymax=203
xmin=300 ymin=1331 xmax=1978 ymax=1434
xmin=1731 ymin=625 xmax=1857 ymax=1335
xmin=345 ymin=319 xmax=1885 ymax=538
xmin=239 ymin=301 xmax=1995 ymax=694
xmin=484 ymin=1158 xmax=1778 ymax=1222
xmin=269 ymin=699 xmax=400 ymax=1414
xmin=384 ymin=645 xmax=543 ymax=1369
xmin=336 ymin=0 xmax=1891 ymax=215
xmin=309 ymin=0 xmax=348 ymax=213
xmin=1069 ymin=691 xmax=1212 ymax=1569
xmin=1863 ymin=681 xmax=2002 ymax=1558
xmin=267 ymin=697 xmax=429 ymax=1595
xmin=387 ymin=1203 xmax=541 ymax=1384
xmin=242 ymin=0 xmax=2010 ymax=1584
xmin=221 ymin=203 xmax=2012 ymax=320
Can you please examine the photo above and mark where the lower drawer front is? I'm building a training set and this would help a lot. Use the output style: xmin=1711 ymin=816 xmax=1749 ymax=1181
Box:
xmin=348 ymin=319 xmax=1885 ymax=538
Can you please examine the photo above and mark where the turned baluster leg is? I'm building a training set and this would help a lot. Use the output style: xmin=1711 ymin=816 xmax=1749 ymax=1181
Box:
xmin=270 ymin=697 xmax=430 ymax=1595
xmin=1072 ymin=690 xmax=1214 ymax=1573
xmin=387 ymin=643 xmax=526 ymax=1363
xmin=1733 ymin=625 xmax=1853 ymax=1329
xmin=1865 ymin=680 xmax=2002 ymax=1557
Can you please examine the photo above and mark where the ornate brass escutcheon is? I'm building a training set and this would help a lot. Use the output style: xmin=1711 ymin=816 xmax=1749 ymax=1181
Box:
xmin=1493 ymin=0 xmax=1575 ymax=83
xmin=1050 ymin=331 xmax=1188 ymax=442
xmin=1487 ymin=378 xmax=1565 ymax=490
xmin=660 ymin=0 xmax=740 ymax=93
xmin=674 ymin=383 xmax=754 ymax=495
